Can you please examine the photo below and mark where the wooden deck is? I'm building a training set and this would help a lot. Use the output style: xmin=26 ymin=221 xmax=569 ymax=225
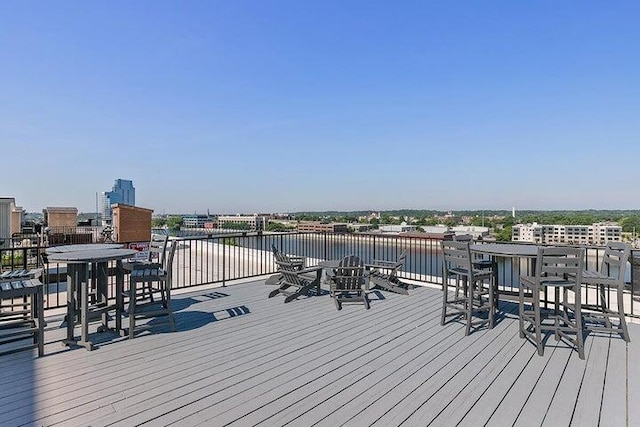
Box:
xmin=1 ymin=280 xmax=638 ymax=426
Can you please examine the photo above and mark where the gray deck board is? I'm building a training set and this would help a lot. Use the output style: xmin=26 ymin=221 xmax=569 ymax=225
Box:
xmin=0 ymin=279 xmax=637 ymax=427
xmin=599 ymin=335 xmax=627 ymax=427
xmin=571 ymin=333 xmax=613 ymax=427
xmin=628 ymin=324 xmax=640 ymax=427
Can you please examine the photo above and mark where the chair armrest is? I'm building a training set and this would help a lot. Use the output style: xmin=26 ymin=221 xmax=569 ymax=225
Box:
xmin=366 ymin=260 xmax=399 ymax=269
xmin=297 ymin=265 xmax=323 ymax=275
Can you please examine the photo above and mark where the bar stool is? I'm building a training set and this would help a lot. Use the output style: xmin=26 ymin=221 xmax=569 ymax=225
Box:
xmin=519 ymin=247 xmax=585 ymax=359
xmin=441 ymin=241 xmax=496 ymax=335
xmin=580 ymin=242 xmax=631 ymax=342
xmin=0 ymin=278 xmax=45 ymax=356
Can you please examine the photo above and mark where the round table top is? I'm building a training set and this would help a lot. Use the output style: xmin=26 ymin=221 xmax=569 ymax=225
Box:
xmin=470 ymin=243 xmax=539 ymax=258
xmin=46 ymin=243 xmax=123 ymax=254
xmin=47 ymin=248 xmax=138 ymax=263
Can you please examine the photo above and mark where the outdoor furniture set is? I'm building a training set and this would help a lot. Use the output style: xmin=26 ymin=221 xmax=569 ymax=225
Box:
xmin=440 ymin=240 xmax=631 ymax=359
xmin=268 ymin=247 xmax=410 ymax=310
xmin=0 ymin=237 xmax=178 ymax=356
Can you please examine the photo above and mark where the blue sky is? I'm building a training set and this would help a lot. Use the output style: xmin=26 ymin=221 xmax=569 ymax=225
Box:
xmin=2 ymin=1 xmax=639 ymax=214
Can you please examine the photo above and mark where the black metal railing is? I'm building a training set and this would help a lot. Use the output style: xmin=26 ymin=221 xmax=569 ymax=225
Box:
xmin=1 ymin=232 xmax=638 ymax=317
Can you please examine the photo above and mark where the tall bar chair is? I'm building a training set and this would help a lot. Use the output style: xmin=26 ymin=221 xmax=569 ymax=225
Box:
xmin=441 ymin=241 xmax=496 ymax=335
xmin=580 ymin=242 xmax=631 ymax=342
xmin=519 ymin=246 xmax=585 ymax=359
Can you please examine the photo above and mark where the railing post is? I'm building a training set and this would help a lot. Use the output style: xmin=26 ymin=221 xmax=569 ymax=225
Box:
xmin=631 ymin=250 xmax=639 ymax=317
xmin=372 ymin=235 xmax=376 ymax=261
xmin=323 ymin=232 xmax=328 ymax=260
xmin=222 ymin=240 xmax=226 ymax=287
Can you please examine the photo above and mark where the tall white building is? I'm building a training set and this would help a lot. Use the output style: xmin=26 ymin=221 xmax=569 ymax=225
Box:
xmin=100 ymin=179 xmax=135 ymax=224
xmin=512 ymin=222 xmax=622 ymax=245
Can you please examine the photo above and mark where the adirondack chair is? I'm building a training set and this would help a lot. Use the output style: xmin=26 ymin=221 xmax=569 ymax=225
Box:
xmin=126 ymin=240 xmax=178 ymax=338
xmin=327 ymin=255 xmax=368 ymax=310
xmin=268 ymin=258 xmax=322 ymax=303
xmin=365 ymin=250 xmax=410 ymax=295
xmin=265 ymin=244 xmax=306 ymax=286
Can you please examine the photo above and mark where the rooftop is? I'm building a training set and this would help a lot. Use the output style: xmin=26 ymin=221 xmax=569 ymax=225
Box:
xmin=1 ymin=279 xmax=638 ymax=426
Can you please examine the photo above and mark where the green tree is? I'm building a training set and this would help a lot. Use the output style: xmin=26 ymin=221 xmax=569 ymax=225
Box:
xmin=166 ymin=216 xmax=183 ymax=231
xmin=495 ymin=226 xmax=513 ymax=242
xmin=266 ymin=222 xmax=290 ymax=232
xmin=152 ymin=218 xmax=167 ymax=228
xmin=620 ymin=215 xmax=640 ymax=233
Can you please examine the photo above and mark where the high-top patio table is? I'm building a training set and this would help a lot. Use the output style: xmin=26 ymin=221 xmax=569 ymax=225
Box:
xmin=47 ymin=246 xmax=137 ymax=350
xmin=470 ymin=243 xmax=540 ymax=300
xmin=45 ymin=243 xmax=123 ymax=253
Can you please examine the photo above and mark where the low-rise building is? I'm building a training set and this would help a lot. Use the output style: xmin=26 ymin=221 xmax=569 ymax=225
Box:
xmin=217 ymin=214 xmax=269 ymax=231
xmin=43 ymin=207 xmax=78 ymax=231
xmin=378 ymin=224 xmax=417 ymax=233
xmin=297 ymin=221 xmax=349 ymax=233
xmin=112 ymin=204 xmax=153 ymax=243
xmin=0 ymin=197 xmax=24 ymax=246
xmin=182 ymin=214 xmax=210 ymax=228
xmin=512 ymin=222 xmax=622 ymax=245
xmin=451 ymin=225 xmax=489 ymax=239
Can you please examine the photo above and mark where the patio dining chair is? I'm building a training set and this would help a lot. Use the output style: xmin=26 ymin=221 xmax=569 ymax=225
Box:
xmin=441 ymin=241 xmax=496 ymax=335
xmin=519 ymin=246 xmax=585 ymax=359
xmin=327 ymin=255 xmax=368 ymax=310
xmin=365 ymin=250 xmax=410 ymax=295
xmin=124 ymin=234 xmax=169 ymax=303
xmin=579 ymin=242 xmax=631 ymax=342
xmin=126 ymin=240 xmax=178 ymax=338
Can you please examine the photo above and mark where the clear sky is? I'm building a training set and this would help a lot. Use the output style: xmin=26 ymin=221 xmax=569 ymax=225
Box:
xmin=1 ymin=1 xmax=639 ymax=214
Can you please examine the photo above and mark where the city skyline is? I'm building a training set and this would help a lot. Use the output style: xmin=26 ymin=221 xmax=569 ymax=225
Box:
xmin=2 ymin=2 xmax=639 ymax=213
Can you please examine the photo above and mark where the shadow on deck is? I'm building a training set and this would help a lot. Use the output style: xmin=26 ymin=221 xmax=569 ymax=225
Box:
xmin=0 ymin=279 xmax=638 ymax=426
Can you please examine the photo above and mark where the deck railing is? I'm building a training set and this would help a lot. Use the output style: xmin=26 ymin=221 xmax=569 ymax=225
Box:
xmin=1 ymin=232 xmax=638 ymax=317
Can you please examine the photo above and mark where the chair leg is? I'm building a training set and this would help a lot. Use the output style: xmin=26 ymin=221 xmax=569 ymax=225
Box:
xmin=465 ymin=282 xmax=473 ymax=336
xmin=129 ymin=281 xmax=136 ymax=339
xmin=617 ymin=286 xmax=630 ymax=342
xmin=519 ymin=285 xmax=525 ymax=338
xmin=441 ymin=278 xmax=448 ymax=326
xmin=488 ymin=278 xmax=495 ymax=329
xmin=575 ymin=295 xmax=585 ymax=360
xmin=165 ymin=284 xmax=176 ymax=332
xmin=534 ymin=292 xmax=543 ymax=356
xmin=37 ymin=286 xmax=44 ymax=356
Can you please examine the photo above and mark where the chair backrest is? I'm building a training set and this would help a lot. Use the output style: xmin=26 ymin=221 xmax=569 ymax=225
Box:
xmin=131 ymin=239 xmax=178 ymax=285
xmin=149 ymin=234 xmax=169 ymax=265
xmin=441 ymin=240 xmax=473 ymax=276
xmin=333 ymin=255 xmax=365 ymax=291
xmin=396 ymin=250 xmax=407 ymax=269
xmin=274 ymin=258 xmax=299 ymax=272
xmin=164 ymin=240 xmax=178 ymax=288
xmin=276 ymin=259 xmax=304 ymax=287
xmin=534 ymin=246 xmax=584 ymax=283
xmin=599 ymin=242 xmax=630 ymax=285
